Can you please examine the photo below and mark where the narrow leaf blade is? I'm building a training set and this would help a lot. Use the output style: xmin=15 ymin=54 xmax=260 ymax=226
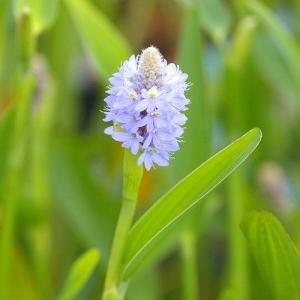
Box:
xmin=123 ymin=128 xmax=262 ymax=279
xmin=58 ymin=248 xmax=100 ymax=300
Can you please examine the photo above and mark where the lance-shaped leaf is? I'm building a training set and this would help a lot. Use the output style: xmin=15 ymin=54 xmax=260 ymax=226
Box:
xmin=58 ymin=248 xmax=100 ymax=300
xmin=241 ymin=211 xmax=300 ymax=300
xmin=122 ymin=128 xmax=262 ymax=279
xmin=64 ymin=0 xmax=130 ymax=80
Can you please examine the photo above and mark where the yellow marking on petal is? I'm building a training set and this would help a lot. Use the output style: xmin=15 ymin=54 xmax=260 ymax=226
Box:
xmin=129 ymin=92 xmax=137 ymax=99
xmin=152 ymin=111 xmax=160 ymax=117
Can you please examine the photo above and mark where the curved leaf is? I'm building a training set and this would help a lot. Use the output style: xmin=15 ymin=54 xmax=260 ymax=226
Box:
xmin=122 ymin=128 xmax=262 ymax=279
xmin=241 ymin=211 xmax=300 ymax=300
xmin=58 ymin=248 xmax=100 ymax=300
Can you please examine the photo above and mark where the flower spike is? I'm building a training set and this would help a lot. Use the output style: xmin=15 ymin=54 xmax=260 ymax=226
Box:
xmin=103 ymin=46 xmax=189 ymax=170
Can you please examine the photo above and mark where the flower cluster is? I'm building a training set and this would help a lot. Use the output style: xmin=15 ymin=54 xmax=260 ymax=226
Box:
xmin=103 ymin=46 xmax=189 ymax=170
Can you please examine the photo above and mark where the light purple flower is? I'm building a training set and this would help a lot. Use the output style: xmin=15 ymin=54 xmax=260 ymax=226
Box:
xmin=103 ymin=46 xmax=189 ymax=170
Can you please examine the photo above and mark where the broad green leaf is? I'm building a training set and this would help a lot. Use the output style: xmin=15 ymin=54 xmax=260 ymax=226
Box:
xmin=122 ymin=128 xmax=262 ymax=279
xmin=241 ymin=211 xmax=300 ymax=300
xmin=13 ymin=0 xmax=60 ymax=34
xmin=58 ymin=248 xmax=100 ymax=300
xmin=123 ymin=194 xmax=218 ymax=284
xmin=197 ymin=0 xmax=231 ymax=44
xmin=64 ymin=0 xmax=130 ymax=80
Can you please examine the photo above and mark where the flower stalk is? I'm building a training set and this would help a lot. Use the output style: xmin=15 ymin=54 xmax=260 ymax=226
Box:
xmin=103 ymin=149 xmax=143 ymax=300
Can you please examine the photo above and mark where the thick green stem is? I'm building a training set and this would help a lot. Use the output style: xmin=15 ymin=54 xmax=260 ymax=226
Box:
xmin=103 ymin=150 xmax=143 ymax=300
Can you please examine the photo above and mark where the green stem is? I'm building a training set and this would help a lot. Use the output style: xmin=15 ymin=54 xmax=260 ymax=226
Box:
xmin=30 ymin=67 xmax=55 ymax=300
xmin=180 ymin=230 xmax=198 ymax=300
xmin=103 ymin=150 xmax=143 ymax=300
xmin=228 ymin=171 xmax=248 ymax=300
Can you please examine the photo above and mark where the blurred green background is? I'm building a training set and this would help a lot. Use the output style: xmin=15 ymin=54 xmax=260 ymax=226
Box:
xmin=1 ymin=0 xmax=300 ymax=299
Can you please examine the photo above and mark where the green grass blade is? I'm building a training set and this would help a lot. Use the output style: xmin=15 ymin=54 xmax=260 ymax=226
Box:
xmin=63 ymin=0 xmax=130 ymax=80
xmin=241 ymin=211 xmax=300 ymax=300
xmin=122 ymin=128 xmax=262 ymax=280
xmin=197 ymin=0 xmax=231 ymax=44
xmin=246 ymin=1 xmax=300 ymax=94
xmin=172 ymin=3 xmax=208 ymax=181
xmin=13 ymin=0 xmax=60 ymax=34
xmin=58 ymin=248 xmax=100 ymax=300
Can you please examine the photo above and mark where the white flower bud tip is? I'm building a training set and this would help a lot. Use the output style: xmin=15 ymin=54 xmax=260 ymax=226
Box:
xmin=138 ymin=46 xmax=163 ymax=80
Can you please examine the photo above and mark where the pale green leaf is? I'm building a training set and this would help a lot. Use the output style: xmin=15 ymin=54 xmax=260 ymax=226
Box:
xmin=63 ymin=0 xmax=131 ymax=80
xmin=13 ymin=0 xmax=60 ymax=34
xmin=197 ymin=0 xmax=232 ymax=44
xmin=122 ymin=128 xmax=262 ymax=279
xmin=58 ymin=248 xmax=100 ymax=300
xmin=241 ymin=211 xmax=300 ymax=300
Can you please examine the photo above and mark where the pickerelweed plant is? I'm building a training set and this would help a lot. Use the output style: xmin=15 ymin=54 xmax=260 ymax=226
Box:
xmin=104 ymin=46 xmax=189 ymax=170
xmin=102 ymin=46 xmax=262 ymax=300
